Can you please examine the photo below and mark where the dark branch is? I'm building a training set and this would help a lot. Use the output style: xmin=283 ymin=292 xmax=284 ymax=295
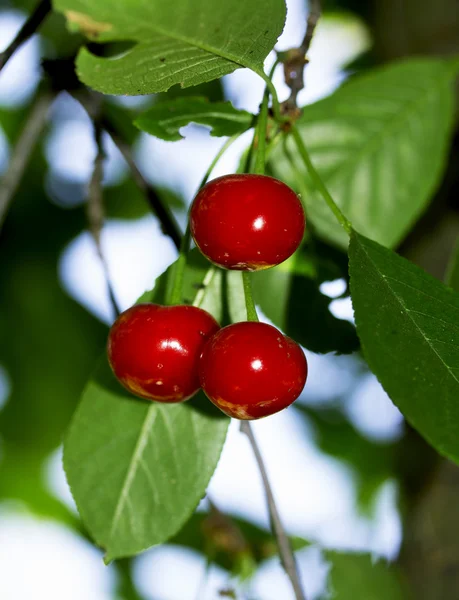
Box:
xmin=0 ymin=0 xmax=52 ymax=73
xmin=101 ymin=116 xmax=183 ymax=251
xmin=0 ymin=89 xmax=54 ymax=232
xmin=74 ymin=90 xmax=182 ymax=251
xmin=86 ymin=99 xmax=122 ymax=319
xmin=240 ymin=421 xmax=307 ymax=600
xmin=281 ymin=0 xmax=322 ymax=112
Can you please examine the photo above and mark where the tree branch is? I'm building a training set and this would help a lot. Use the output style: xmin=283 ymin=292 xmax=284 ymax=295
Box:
xmin=281 ymin=0 xmax=322 ymax=112
xmin=0 ymin=0 xmax=52 ymax=73
xmin=86 ymin=99 xmax=122 ymax=320
xmin=101 ymin=115 xmax=182 ymax=252
xmin=240 ymin=421 xmax=307 ymax=600
xmin=0 ymin=89 xmax=54 ymax=232
xmin=73 ymin=90 xmax=182 ymax=252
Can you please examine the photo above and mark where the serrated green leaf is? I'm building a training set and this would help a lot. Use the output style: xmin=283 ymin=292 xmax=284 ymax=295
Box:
xmin=274 ymin=59 xmax=457 ymax=249
xmin=349 ymin=230 xmax=459 ymax=462
xmin=446 ymin=237 xmax=459 ymax=292
xmin=324 ymin=551 xmax=408 ymax=599
xmin=134 ymin=97 xmax=254 ymax=141
xmin=64 ymin=252 xmax=229 ymax=561
xmin=52 ymin=0 xmax=286 ymax=95
xmin=65 ymin=368 xmax=228 ymax=561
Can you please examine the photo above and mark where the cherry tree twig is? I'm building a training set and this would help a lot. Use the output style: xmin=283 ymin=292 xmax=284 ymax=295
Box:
xmin=86 ymin=99 xmax=122 ymax=319
xmin=0 ymin=89 xmax=54 ymax=232
xmin=240 ymin=421 xmax=307 ymax=600
xmin=100 ymin=114 xmax=182 ymax=251
xmin=281 ymin=0 xmax=322 ymax=111
xmin=0 ymin=0 xmax=52 ymax=73
xmin=74 ymin=91 xmax=182 ymax=251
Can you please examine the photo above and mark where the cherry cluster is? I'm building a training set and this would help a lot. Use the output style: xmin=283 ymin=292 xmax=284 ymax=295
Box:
xmin=108 ymin=174 xmax=308 ymax=420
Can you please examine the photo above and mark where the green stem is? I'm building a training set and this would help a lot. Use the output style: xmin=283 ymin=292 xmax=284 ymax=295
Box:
xmin=242 ymin=127 xmax=257 ymax=174
xmin=254 ymin=87 xmax=270 ymax=175
xmin=167 ymin=224 xmax=191 ymax=305
xmin=242 ymin=271 xmax=259 ymax=322
xmin=259 ymin=70 xmax=285 ymax=124
xmin=166 ymin=133 xmax=244 ymax=306
xmin=290 ymin=123 xmax=352 ymax=235
xmin=197 ymin=133 xmax=242 ymax=190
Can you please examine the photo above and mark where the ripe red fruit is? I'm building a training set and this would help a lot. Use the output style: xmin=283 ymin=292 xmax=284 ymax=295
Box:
xmin=199 ymin=322 xmax=308 ymax=419
xmin=190 ymin=174 xmax=305 ymax=270
xmin=107 ymin=304 xmax=220 ymax=403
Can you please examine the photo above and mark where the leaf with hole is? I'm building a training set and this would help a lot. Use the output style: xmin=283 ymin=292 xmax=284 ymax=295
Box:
xmin=273 ymin=58 xmax=457 ymax=249
xmin=134 ymin=97 xmax=254 ymax=141
xmin=349 ymin=230 xmax=459 ymax=462
xmin=52 ymin=0 xmax=286 ymax=94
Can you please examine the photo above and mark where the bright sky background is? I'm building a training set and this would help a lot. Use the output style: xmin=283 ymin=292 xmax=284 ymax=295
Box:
xmin=0 ymin=2 xmax=404 ymax=599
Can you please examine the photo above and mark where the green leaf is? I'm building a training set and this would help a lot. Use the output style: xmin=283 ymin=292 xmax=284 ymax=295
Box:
xmin=274 ymin=59 xmax=457 ymax=249
xmin=446 ymin=237 xmax=459 ymax=292
xmin=64 ymin=253 xmax=229 ymax=561
xmin=52 ymin=0 xmax=286 ymax=95
xmin=134 ymin=97 xmax=253 ymax=141
xmin=65 ymin=367 xmax=228 ymax=561
xmin=324 ymin=551 xmax=408 ymax=599
xmin=349 ymin=230 xmax=459 ymax=462
xmin=252 ymin=242 xmax=359 ymax=354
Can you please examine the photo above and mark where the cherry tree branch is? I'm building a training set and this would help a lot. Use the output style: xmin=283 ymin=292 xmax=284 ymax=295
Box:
xmin=281 ymin=0 xmax=322 ymax=111
xmin=240 ymin=421 xmax=307 ymax=600
xmin=101 ymin=116 xmax=182 ymax=251
xmin=0 ymin=0 xmax=52 ymax=73
xmin=0 ymin=89 xmax=54 ymax=232
xmin=86 ymin=100 xmax=122 ymax=319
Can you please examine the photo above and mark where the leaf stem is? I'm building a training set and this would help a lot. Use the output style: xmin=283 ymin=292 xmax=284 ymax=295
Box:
xmin=0 ymin=0 xmax=51 ymax=73
xmin=290 ymin=123 xmax=352 ymax=234
xmin=240 ymin=421 xmax=307 ymax=600
xmin=242 ymin=271 xmax=259 ymax=322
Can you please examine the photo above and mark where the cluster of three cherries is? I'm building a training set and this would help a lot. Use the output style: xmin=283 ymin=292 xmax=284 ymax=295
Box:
xmin=108 ymin=174 xmax=308 ymax=420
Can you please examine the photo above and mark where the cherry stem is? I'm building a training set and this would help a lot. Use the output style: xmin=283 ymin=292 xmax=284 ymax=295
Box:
xmin=290 ymin=123 xmax=352 ymax=234
xmin=254 ymin=87 xmax=270 ymax=175
xmin=167 ymin=224 xmax=191 ymax=306
xmin=167 ymin=133 xmax=244 ymax=306
xmin=240 ymin=421 xmax=307 ymax=600
xmin=242 ymin=271 xmax=259 ymax=322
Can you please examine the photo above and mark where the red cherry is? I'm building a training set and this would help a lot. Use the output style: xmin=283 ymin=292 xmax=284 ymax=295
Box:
xmin=190 ymin=174 xmax=305 ymax=271
xmin=107 ymin=304 xmax=220 ymax=403
xmin=199 ymin=322 xmax=307 ymax=419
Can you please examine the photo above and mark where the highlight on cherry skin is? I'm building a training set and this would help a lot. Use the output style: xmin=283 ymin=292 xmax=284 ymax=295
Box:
xmin=190 ymin=174 xmax=305 ymax=271
xmin=107 ymin=303 xmax=220 ymax=402
xmin=199 ymin=321 xmax=308 ymax=419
